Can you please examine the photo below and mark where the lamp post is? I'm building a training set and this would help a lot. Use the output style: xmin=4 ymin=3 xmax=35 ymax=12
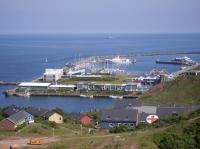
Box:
xmin=80 ymin=124 xmax=82 ymax=135
xmin=52 ymin=128 xmax=55 ymax=137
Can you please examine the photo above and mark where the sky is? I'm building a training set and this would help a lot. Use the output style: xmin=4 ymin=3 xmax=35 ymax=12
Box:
xmin=0 ymin=0 xmax=200 ymax=34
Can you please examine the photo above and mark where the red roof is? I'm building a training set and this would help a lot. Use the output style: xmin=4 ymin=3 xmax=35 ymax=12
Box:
xmin=80 ymin=115 xmax=92 ymax=125
xmin=0 ymin=119 xmax=15 ymax=130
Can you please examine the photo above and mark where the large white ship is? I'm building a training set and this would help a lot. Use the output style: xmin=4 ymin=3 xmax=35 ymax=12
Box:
xmin=156 ymin=56 xmax=196 ymax=66
xmin=107 ymin=56 xmax=136 ymax=65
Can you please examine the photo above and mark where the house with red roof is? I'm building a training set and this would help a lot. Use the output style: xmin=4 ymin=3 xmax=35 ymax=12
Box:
xmin=80 ymin=115 xmax=92 ymax=125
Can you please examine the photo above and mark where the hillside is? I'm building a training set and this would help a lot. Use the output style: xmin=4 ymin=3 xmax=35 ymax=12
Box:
xmin=20 ymin=109 xmax=200 ymax=149
xmin=141 ymin=75 xmax=200 ymax=104
xmin=152 ymin=108 xmax=200 ymax=149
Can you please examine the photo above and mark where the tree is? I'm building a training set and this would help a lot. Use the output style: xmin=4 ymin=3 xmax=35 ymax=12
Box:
xmin=48 ymin=121 xmax=57 ymax=128
xmin=53 ymin=107 xmax=64 ymax=116
xmin=157 ymin=133 xmax=195 ymax=149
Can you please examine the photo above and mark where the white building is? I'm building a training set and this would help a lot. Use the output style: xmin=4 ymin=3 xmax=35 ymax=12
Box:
xmin=49 ymin=84 xmax=76 ymax=91
xmin=43 ymin=69 xmax=63 ymax=82
xmin=18 ymin=82 xmax=51 ymax=89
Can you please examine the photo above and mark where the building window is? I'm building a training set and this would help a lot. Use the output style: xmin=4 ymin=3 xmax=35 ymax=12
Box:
xmin=109 ymin=123 xmax=113 ymax=128
xmin=172 ymin=111 xmax=178 ymax=117
xmin=59 ymin=117 xmax=62 ymax=120
xmin=106 ymin=116 xmax=110 ymax=120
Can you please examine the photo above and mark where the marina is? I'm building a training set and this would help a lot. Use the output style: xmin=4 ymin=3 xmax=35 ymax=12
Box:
xmin=3 ymin=54 xmax=200 ymax=99
xmin=1 ymin=34 xmax=200 ymax=112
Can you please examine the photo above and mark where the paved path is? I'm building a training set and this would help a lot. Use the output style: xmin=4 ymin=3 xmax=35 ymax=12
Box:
xmin=0 ymin=137 xmax=57 ymax=149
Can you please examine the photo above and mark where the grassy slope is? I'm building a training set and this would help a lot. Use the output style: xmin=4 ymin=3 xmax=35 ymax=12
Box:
xmin=141 ymin=75 xmax=200 ymax=104
xmin=33 ymin=107 xmax=200 ymax=149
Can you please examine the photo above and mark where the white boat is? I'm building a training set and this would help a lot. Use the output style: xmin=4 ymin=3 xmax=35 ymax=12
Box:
xmin=80 ymin=94 xmax=93 ymax=99
xmin=173 ymin=56 xmax=196 ymax=65
xmin=109 ymin=95 xmax=123 ymax=99
xmin=156 ymin=56 xmax=196 ymax=66
xmin=24 ymin=92 xmax=30 ymax=98
xmin=67 ymin=68 xmax=85 ymax=75
xmin=180 ymin=66 xmax=187 ymax=70
xmin=17 ymin=92 xmax=30 ymax=98
xmin=107 ymin=56 xmax=136 ymax=65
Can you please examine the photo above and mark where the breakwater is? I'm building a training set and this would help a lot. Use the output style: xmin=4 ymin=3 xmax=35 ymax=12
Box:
xmin=0 ymin=81 xmax=19 ymax=86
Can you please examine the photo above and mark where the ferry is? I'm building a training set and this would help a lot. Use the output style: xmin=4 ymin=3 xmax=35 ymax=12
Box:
xmin=17 ymin=92 xmax=30 ymax=98
xmin=156 ymin=56 xmax=196 ymax=66
xmin=109 ymin=95 xmax=123 ymax=99
xmin=80 ymin=94 xmax=93 ymax=99
xmin=107 ymin=56 xmax=136 ymax=65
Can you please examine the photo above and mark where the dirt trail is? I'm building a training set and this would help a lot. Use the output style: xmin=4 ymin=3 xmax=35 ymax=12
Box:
xmin=0 ymin=136 xmax=57 ymax=149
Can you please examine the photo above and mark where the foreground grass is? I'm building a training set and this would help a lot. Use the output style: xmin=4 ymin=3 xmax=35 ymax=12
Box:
xmin=0 ymin=122 xmax=82 ymax=140
xmin=23 ymin=131 xmax=159 ymax=149
xmin=21 ymin=125 xmax=168 ymax=149
xmin=6 ymin=110 xmax=200 ymax=149
xmin=141 ymin=75 xmax=200 ymax=104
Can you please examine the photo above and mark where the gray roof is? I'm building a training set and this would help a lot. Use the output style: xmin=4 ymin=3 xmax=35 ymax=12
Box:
xmin=3 ymin=105 xmax=21 ymax=116
xmin=138 ymin=112 xmax=149 ymax=122
xmin=25 ymin=107 xmax=48 ymax=117
xmin=68 ymin=112 xmax=84 ymax=121
xmin=44 ymin=111 xmax=55 ymax=118
xmin=130 ymin=106 xmax=157 ymax=114
xmin=157 ymin=105 xmax=200 ymax=117
xmin=113 ymin=98 xmax=142 ymax=109
xmin=7 ymin=110 xmax=28 ymax=124
xmin=157 ymin=106 xmax=186 ymax=117
xmin=101 ymin=109 xmax=138 ymax=122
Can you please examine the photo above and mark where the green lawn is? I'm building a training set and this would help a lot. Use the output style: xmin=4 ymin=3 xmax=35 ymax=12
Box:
xmin=57 ymin=75 xmax=137 ymax=84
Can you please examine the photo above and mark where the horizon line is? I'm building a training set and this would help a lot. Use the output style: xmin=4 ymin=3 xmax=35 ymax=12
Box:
xmin=0 ymin=32 xmax=200 ymax=36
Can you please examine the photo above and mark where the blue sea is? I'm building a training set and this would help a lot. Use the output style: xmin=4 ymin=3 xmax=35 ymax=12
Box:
xmin=0 ymin=34 xmax=200 ymax=112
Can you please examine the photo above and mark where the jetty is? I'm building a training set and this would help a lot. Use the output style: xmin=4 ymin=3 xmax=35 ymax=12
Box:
xmin=0 ymin=81 xmax=19 ymax=86
xmin=156 ymin=60 xmax=190 ymax=65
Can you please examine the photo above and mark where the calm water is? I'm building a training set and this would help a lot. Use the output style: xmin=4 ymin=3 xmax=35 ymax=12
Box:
xmin=0 ymin=34 xmax=200 ymax=112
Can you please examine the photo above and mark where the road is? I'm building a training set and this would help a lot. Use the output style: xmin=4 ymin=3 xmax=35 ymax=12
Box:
xmin=0 ymin=137 xmax=57 ymax=149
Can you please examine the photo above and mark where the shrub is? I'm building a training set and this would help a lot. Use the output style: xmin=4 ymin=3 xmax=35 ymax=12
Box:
xmin=48 ymin=121 xmax=57 ymax=128
xmin=31 ymin=127 xmax=42 ymax=134
xmin=136 ymin=122 xmax=154 ymax=130
xmin=157 ymin=133 xmax=195 ymax=149
xmin=0 ymin=115 xmax=4 ymax=121
xmin=35 ymin=117 xmax=45 ymax=123
xmin=183 ymin=119 xmax=200 ymax=148
xmin=110 ymin=125 xmax=131 ymax=133
xmin=16 ymin=122 xmax=26 ymax=131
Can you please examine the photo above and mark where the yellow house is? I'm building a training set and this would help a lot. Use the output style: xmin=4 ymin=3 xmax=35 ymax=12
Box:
xmin=45 ymin=111 xmax=63 ymax=124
